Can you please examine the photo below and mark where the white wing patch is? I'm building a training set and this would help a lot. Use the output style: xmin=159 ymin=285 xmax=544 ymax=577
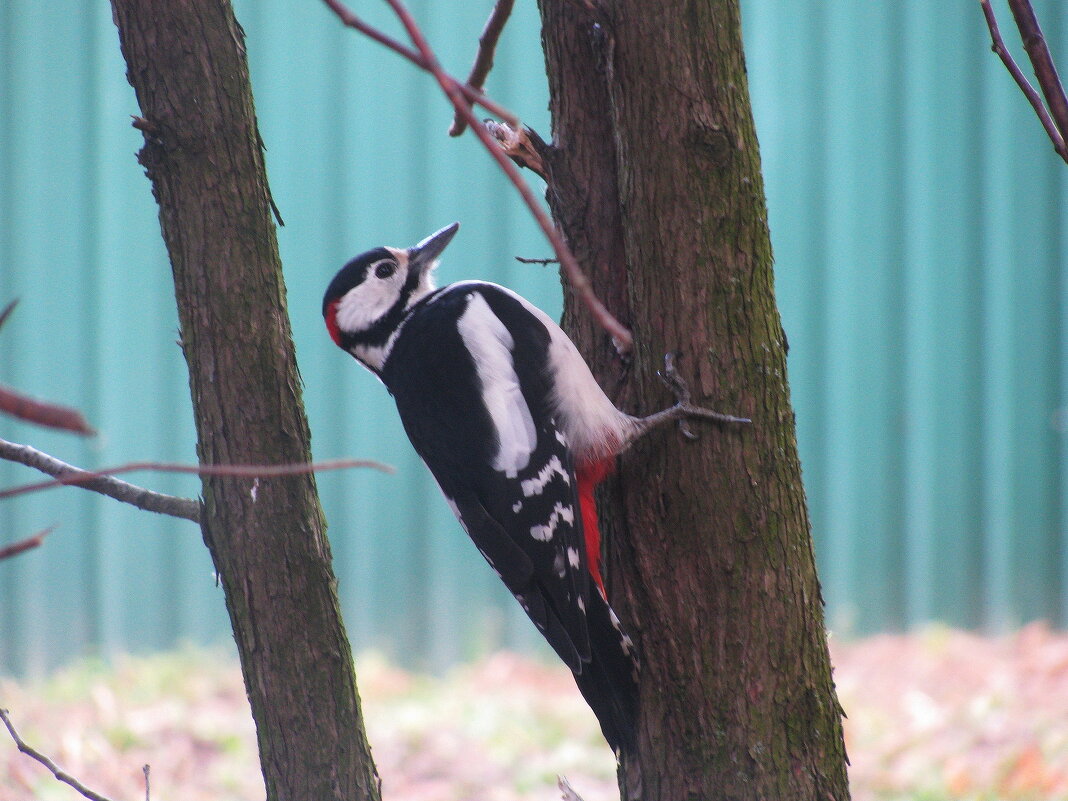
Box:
xmin=456 ymin=292 xmax=537 ymax=478
xmin=520 ymin=455 xmax=571 ymax=497
xmin=446 ymin=281 xmax=634 ymax=460
xmin=567 ymin=547 xmax=581 ymax=569
xmin=529 ymin=501 xmax=575 ymax=542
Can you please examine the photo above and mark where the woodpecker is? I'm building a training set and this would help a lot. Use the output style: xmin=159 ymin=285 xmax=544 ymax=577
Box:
xmin=323 ymin=222 xmax=745 ymax=752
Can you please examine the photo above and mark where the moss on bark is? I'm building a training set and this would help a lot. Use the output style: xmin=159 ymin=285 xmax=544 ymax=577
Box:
xmin=110 ymin=2 xmax=381 ymax=799
xmin=536 ymin=1 xmax=850 ymax=798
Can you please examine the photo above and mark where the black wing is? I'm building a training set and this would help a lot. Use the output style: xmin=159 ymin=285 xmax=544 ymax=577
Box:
xmin=381 ymin=283 xmax=593 ymax=672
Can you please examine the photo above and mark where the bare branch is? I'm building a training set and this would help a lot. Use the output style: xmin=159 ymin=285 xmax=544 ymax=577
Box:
xmin=0 ymin=708 xmax=118 ymax=801
xmin=0 ymin=300 xmax=96 ymax=435
xmin=1007 ymin=0 xmax=1068 ymax=146
xmin=980 ymin=0 xmax=1068 ymax=163
xmin=0 ymin=525 xmax=55 ymax=561
xmin=0 ymin=385 xmax=96 ymax=435
xmin=0 ymin=299 xmax=17 ymax=331
xmin=558 ymin=776 xmax=586 ymax=801
xmin=515 ymin=255 xmax=559 ymax=265
xmin=320 ymin=0 xmax=518 ymax=128
xmin=371 ymin=0 xmax=635 ymax=352
xmin=0 ymin=438 xmax=202 ymax=521
xmin=449 ymin=0 xmax=516 ymax=137
xmin=0 ymin=438 xmax=394 ymax=518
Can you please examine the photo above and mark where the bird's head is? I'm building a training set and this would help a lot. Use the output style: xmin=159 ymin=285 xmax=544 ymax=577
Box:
xmin=322 ymin=222 xmax=460 ymax=355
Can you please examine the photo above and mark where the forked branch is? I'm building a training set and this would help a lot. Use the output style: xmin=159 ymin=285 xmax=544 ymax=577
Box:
xmin=980 ymin=0 xmax=1068 ymax=163
xmin=323 ymin=0 xmax=635 ymax=352
xmin=320 ymin=0 xmax=518 ymax=128
xmin=449 ymin=0 xmax=516 ymax=137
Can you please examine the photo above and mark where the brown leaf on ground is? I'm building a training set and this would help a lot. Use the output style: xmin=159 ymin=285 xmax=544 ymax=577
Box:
xmin=2 ymin=626 xmax=1067 ymax=800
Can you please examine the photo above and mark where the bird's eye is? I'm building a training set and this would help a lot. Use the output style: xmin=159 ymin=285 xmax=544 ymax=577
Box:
xmin=374 ymin=261 xmax=396 ymax=279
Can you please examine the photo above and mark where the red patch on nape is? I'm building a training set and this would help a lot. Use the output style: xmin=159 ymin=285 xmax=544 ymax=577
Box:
xmin=576 ymin=456 xmax=617 ymax=597
xmin=325 ymin=298 xmax=342 ymax=346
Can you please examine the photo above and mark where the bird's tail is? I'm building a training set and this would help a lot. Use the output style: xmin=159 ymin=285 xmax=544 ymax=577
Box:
xmin=572 ymin=585 xmax=640 ymax=754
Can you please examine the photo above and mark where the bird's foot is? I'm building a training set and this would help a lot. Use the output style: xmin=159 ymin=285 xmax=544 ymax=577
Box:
xmin=631 ymin=353 xmax=750 ymax=442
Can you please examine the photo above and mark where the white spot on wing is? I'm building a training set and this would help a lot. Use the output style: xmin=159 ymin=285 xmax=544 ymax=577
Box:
xmin=520 ymin=455 xmax=570 ymax=497
xmin=512 ymin=501 xmax=522 ymax=513
xmin=456 ymin=292 xmax=537 ymax=478
xmin=608 ymin=606 xmax=637 ymax=658
xmin=529 ymin=502 xmax=575 ymax=542
xmin=567 ymin=547 xmax=580 ymax=569
xmin=553 ymin=551 xmax=566 ymax=578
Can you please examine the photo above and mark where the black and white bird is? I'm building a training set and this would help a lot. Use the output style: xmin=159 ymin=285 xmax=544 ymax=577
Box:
xmin=323 ymin=222 xmax=744 ymax=752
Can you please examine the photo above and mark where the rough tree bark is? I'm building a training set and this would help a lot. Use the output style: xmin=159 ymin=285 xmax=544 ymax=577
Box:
xmin=537 ymin=2 xmax=851 ymax=799
xmin=109 ymin=2 xmax=381 ymax=800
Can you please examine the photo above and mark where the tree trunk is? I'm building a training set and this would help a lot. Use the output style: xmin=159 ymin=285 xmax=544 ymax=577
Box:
xmin=537 ymin=2 xmax=851 ymax=799
xmin=109 ymin=2 xmax=381 ymax=800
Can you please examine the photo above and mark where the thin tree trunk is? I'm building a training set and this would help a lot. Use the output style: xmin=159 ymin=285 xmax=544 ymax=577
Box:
xmin=109 ymin=2 xmax=381 ymax=800
xmin=537 ymin=2 xmax=851 ymax=799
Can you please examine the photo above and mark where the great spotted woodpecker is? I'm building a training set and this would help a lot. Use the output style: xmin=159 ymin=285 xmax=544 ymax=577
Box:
xmin=323 ymin=222 xmax=745 ymax=752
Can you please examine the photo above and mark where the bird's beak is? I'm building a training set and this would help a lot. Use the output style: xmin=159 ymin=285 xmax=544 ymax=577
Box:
xmin=408 ymin=222 xmax=460 ymax=276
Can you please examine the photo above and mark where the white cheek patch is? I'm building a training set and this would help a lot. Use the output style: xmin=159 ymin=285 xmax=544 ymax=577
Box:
xmin=334 ymin=262 xmax=406 ymax=334
xmin=456 ymin=292 xmax=537 ymax=478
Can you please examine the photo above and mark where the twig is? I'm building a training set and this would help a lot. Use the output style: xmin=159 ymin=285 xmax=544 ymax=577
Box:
xmin=449 ymin=0 xmax=515 ymax=137
xmin=515 ymin=255 xmax=559 ymax=265
xmin=0 ymin=708 xmax=118 ymax=801
xmin=0 ymin=385 xmax=96 ymax=435
xmin=0 ymin=525 xmax=55 ymax=561
xmin=980 ymin=0 xmax=1068 ymax=163
xmin=0 ymin=438 xmax=202 ymax=521
xmin=0 ymin=299 xmax=17 ymax=331
xmin=368 ymin=0 xmax=635 ymax=353
xmin=0 ymin=438 xmax=394 ymax=515
xmin=143 ymin=764 xmax=150 ymax=801
xmin=320 ymin=0 xmax=518 ymax=128
xmin=0 ymin=300 xmax=96 ymax=435
xmin=558 ymin=776 xmax=586 ymax=801
xmin=1007 ymin=0 xmax=1068 ymax=147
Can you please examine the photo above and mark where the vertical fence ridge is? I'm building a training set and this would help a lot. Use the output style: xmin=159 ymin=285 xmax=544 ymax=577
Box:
xmin=0 ymin=0 xmax=1064 ymax=674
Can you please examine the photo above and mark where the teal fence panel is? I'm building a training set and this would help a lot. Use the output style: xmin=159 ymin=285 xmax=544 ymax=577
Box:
xmin=0 ymin=0 xmax=1064 ymax=674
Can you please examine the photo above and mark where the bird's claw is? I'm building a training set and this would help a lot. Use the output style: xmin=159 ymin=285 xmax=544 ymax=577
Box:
xmin=657 ymin=352 xmax=751 ymax=434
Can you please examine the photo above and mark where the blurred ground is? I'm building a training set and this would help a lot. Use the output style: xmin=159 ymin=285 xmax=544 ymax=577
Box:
xmin=1 ymin=624 xmax=1066 ymax=801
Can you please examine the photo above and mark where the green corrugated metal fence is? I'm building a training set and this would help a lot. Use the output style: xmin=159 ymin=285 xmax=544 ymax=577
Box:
xmin=1 ymin=0 xmax=1065 ymax=675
